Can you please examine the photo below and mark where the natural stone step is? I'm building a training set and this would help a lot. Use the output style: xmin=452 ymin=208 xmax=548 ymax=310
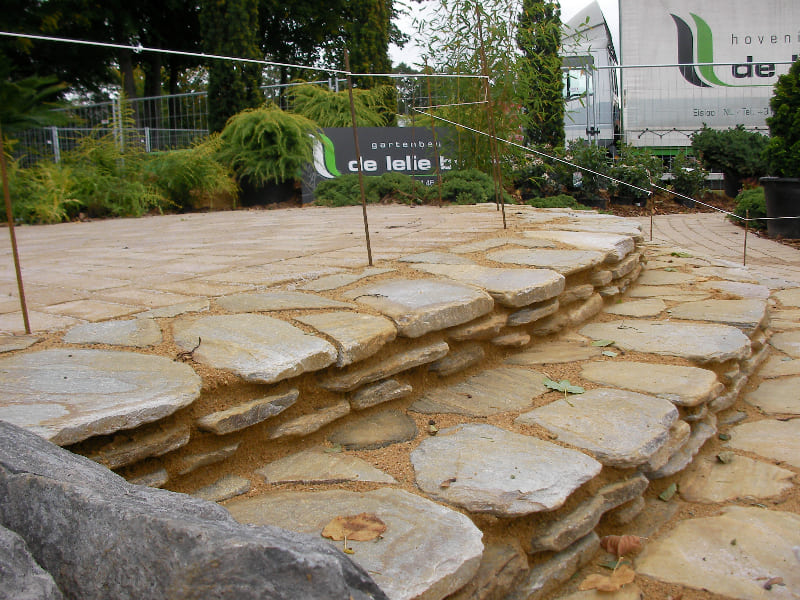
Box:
xmin=447 ymin=543 xmax=528 ymax=600
xmin=516 ymin=388 xmax=678 ymax=468
xmin=636 ymin=507 xmax=800 ymax=599
xmin=298 ymin=267 xmax=394 ymax=291
xmin=667 ymin=298 xmax=768 ymax=334
xmin=504 ymin=341 xmax=601 ymax=365
xmin=63 ymin=318 xmax=162 ymax=347
xmin=580 ymin=361 xmax=722 ymax=407
xmin=626 ymin=285 xmax=710 ymax=301
xmin=226 ymin=487 xmax=484 ymax=600
xmin=486 ymin=249 xmax=606 ymax=276
xmin=448 ymin=314 xmax=508 ymax=341
xmin=769 ymin=330 xmax=800 ymax=358
xmin=528 ymin=474 xmax=649 ymax=552
xmin=196 ymin=389 xmax=299 ymax=435
xmin=343 ymin=279 xmax=494 ymax=338
xmin=491 ymin=331 xmax=530 ymax=347
xmin=410 ymin=264 xmax=565 ymax=308
xmin=411 ymin=424 xmax=602 ymax=516
xmin=410 ymin=367 xmax=549 ymax=416
xmin=590 ymin=270 xmax=613 ymax=287
xmin=0 ymin=349 xmax=201 ymax=446
xmin=744 ymin=376 xmax=800 ymax=414
xmin=557 ymin=284 xmax=594 ymax=306
xmin=87 ymin=424 xmax=191 ymax=470
xmin=605 ymin=298 xmax=666 ymax=317
xmin=429 ymin=343 xmax=485 ymax=377
xmin=216 ymin=291 xmax=354 ymax=312
xmin=607 ymin=252 xmax=641 ymax=279
xmin=295 ymin=312 xmax=397 ymax=367
xmin=192 ymin=474 xmax=251 ymax=502
xmin=727 ymin=419 xmax=800 ymax=468
xmin=520 ymin=230 xmax=636 ymax=262
xmin=641 ymin=420 xmax=691 ymax=473
xmin=128 ymin=468 xmax=169 ymax=488
xmin=267 ymin=400 xmax=350 ymax=440
xmin=319 ymin=340 xmax=449 ymax=392
xmin=565 ymin=294 xmax=604 ymax=325
xmin=507 ymin=298 xmax=559 ymax=327
xmin=177 ymin=442 xmax=240 ymax=475
xmin=327 ymin=409 xmax=417 ymax=450
xmin=637 ymin=269 xmax=697 ymax=286
xmin=256 ymin=447 xmax=396 ymax=484
xmin=679 ymin=455 xmax=795 ymax=504
xmin=173 ymin=314 xmax=338 ymax=384
xmin=350 ymin=379 xmax=413 ymax=410
xmin=646 ymin=414 xmax=717 ymax=479
xmin=580 ymin=320 xmax=752 ymax=364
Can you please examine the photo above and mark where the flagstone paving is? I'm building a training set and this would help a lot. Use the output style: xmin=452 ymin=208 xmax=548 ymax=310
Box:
xmin=0 ymin=205 xmax=799 ymax=600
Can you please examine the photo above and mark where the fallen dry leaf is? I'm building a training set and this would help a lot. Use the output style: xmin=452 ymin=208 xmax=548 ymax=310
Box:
xmin=578 ymin=564 xmax=636 ymax=592
xmin=440 ymin=477 xmax=457 ymax=488
xmin=763 ymin=576 xmax=784 ymax=590
xmin=600 ymin=534 xmax=643 ymax=557
xmin=322 ymin=513 xmax=387 ymax=542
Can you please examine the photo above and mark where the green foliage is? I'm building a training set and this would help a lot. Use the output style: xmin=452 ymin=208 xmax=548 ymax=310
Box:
xmin=144 ymin=136 xmax=238 ymax=210
xmin=764 ymin=58 xmax=800 ymax=177
xmin=9 ymin=160 xmax=81 ymax=224
xmin=440 ymin=168 xmax=514 ymax=205
xmin=200 ymin=0 xmax=263 ymax=132
xmin=670 ymin=151 xmax=708 ymax=198
xmin=525 ymin=194 xmax=590 ymax=210
xmin=512 ymin=160 xmax=550 ymax=199
xmin=313 ymin=173 xmax=424 ymax=206
xmin=344 ymin=0 xmax=393 ymax=89
xmin=0 ymin=71 xmax=68 ymax=138
xmin=287 ymin=84 xmax=387 ymax=127
xmin=730 ymin=186 xmax=767 ymax=230
xmin=608 ymin=145 xmax=663 ymax=201
xmin=567 ymin=139 xmax=611 ymax=196
xmin=216 ymin=106 xmax=320 ymax=186
xmin=691 ymin=125 xmax=768 ymax=179
xmin=517 ymin=0 xmax=565 ymax=147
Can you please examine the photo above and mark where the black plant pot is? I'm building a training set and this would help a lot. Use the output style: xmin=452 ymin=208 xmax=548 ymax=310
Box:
xmin=238 ymin=179 xmax=298 ymax=207
xmin=723 ymin=172 xmax=742 ymax=199
xmin=760 ymin=177 xmax=800 ymax=238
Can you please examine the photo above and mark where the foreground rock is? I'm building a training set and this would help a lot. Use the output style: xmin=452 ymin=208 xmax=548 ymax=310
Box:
xmin=411 ymin=424 xmax=601 ymax=516
xmin=0 ymin=349 xmax=201 ymax=445
xmin=636 ymin=506 xmax=800 ymax=600
xmin=0 ymin=525 xmax=63 ymax=600
xmin=226 ymin=488 xmax=484 ymax=600
xmin=0 ymin=421 xmax=387 ymax=600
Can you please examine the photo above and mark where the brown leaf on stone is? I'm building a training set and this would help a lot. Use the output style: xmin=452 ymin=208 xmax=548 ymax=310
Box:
xmin=763 ymin=576 xmax=784 ymax=590
xmin=440 ymin=477 xmax=457 ymax=488
xmin=600 ymin=535 xmax=643 ymax=557
xmin=578 ymin=564 xmax=636 ymax=592
xmin=322 ymin=513 xmax=387 ymax=542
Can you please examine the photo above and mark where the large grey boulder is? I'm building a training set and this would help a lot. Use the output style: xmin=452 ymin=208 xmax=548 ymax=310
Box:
xmin=0 ymin=525 xmax=63 ymax=600
xmin=0 ymin=421 xmax=387 ymax=600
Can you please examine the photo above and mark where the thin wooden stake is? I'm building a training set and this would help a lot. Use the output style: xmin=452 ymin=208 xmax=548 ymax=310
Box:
xmin=425 ymin=59 xmax=443 ymax=207
xmin=743 ymin=209 xmax=749 ymax=266
xmin=0 ymin=124 xmax=31 ymax=334
xmin=344 ymin=49 xmax=373 ymax=266
xmin=475 ymin=6 xmax=506 ymax=229
xmin=649 ymin=193 xmax=654 ymax=242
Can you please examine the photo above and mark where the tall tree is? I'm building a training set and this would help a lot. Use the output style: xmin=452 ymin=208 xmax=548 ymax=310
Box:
xmin=200 ymin=0 xmax=263 ymax=132
xmin=517 ymin=0 xmax=565 ymax=148
xmin=345 ymin=0 xmax=392 ymax=88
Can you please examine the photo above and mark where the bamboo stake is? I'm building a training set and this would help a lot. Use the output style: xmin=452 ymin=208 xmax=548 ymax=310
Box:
xmin=743 ymin=209 xmax=749 ymax=266
xmin=0 ymin=124 xmax=31 ymax=334
xmin=425 ymin=59 xmax=443 ymax=207
xmin=344 ymin=49 xmax=373 ymax=266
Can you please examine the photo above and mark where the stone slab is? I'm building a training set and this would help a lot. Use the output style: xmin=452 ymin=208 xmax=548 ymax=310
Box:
xmin=626 ymin=285 xmax=709 ymax=301
xmin=579 ymin=320 xmax=751 ymax=364
xmin=504 ymin=342 xmax=601 ymax=366
xmin=557 ymin=586 xmax=643 ymax=600
xmin=398 ymin=252 xmax=476 ymax=265
xmin=128 ymin=468 xmax=169 ymax=488
xmin=641 ymin=420 xmax=691 ymax=473
xmin=605 ymin=298 xmax=666 ymax=318
xmin=226 ymin=488 xmax=484 ymax=600
xmin=521 ymin=230 xmax=635 ymax=262
xmin=327 ymin=409 xmax=417 ymax=450
xmin=448 ymin=314 xmax=507 ymax=341
xmin=350 ymin=379 xmax=413 ymax=410
xmin=589 ymin=270 xmax=613 ymax=287
xmin=135 ymin=298 xmax=210 ymax=319
xmin=0 ymin=524 xmax=64 ymax=600
xmin=344 ymin=279 xmax=494 ymax=338
xmin=647 ymin=414 xmax=717 ymax=479
xmin=769 ymin=330 xmax=800 ymax=358
xmin=0 ymin=421 xmax=385 ymax=600
xmin=759 ymin=356 xmax=800 ymax=378
xmin=193 ymin=475 xmax=251 ymax=503
xmin=429 ymin=344 xmax=485 ymax=377
xmin=558 ymin=284 xmax=595 ymax=306
xmin=178 ymin=442 xmax=240 ymax=475
xmin=411 ymin=424 xmax=601 ymax=516
xmin=87 ymin=424 xmax=190 ymax=470
xmin=296 ymin=312 xmax=397 ymax=367
xmin=508 ymin=298 xmax=560 ymax=327
xmin=728 ymin=419 xmax=800 ymax=467
xmin=528 ymin=474 xmax=649 ymax=553
xmin=608 ymin=253 xmax=641 ymax=280
xmin=63 ymin=318 xmax=163 ymax=347
xmin=319 ymin=340 xmax=449 ymax=392
xmin=197 ymin=389 xmax=299 ymax=435
xmin=774 ymin=286 xmax=800 ymax=307
xmin=0 ymin=349 xmax=201 ymax=446
xmin=491 ymin=332 xmax=531 ymax=347
xmin=637 ymin=269 xmax=696 ymax=286
xmin=745 ymin=377 xmax=800 ymax=414
xmin=267 ymin=400 xmax=350 ymax=440
xmin=580 ymin=361 xmax=721 ymax=407
xmin=216 ymin=291 xmax=353 ymax=312
xmin=486 ymin=249 xmax=606 ymax=276
xmin=173 ymin=314 xmax=337 ymax=384
xmin=299 ymin=268 xmax=393 ymax=292
xmin=450 ymin=238 xmax=516 ymax=254
xmin=636 ymin=507 xmax=800 ymax=600
xmin=693 ymin=265 xmax=759 ymax=283
xmin=410 ymin=367 xmax=549 ymax=416
xmin=698 ymin=280 xmax=771 ymax=299
xmin=411 ymin=264 xmax=565 ymax=308
xmin=667 ymin=299 xmax=767 ymax=333
xmin=769 ymin=309 xmax=800 ymax=331
xmin=566 ymin=294 xmax=604 ymax=326
xmin=679 ymin=455 xmax=795 ymax=503
xmin=447 ymin=543 xmax=528 ymax=600
xmin=516 ymin=388 xmax=678 ymax=468
xmin=257 ymin=447 xmax=396 ymax=484
xmin=0 ymin=334 xmax=39 ymax=353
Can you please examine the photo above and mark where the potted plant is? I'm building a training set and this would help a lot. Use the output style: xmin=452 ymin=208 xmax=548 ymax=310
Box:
xmin=691 ymin=125 xmax=768 ymax=197
xmin=761 ymin=58 xmax=800 ymax=238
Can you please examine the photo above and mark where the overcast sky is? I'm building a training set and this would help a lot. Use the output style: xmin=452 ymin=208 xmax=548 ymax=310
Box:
xmin=389 ymin=0 xmax=620 ymax=68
